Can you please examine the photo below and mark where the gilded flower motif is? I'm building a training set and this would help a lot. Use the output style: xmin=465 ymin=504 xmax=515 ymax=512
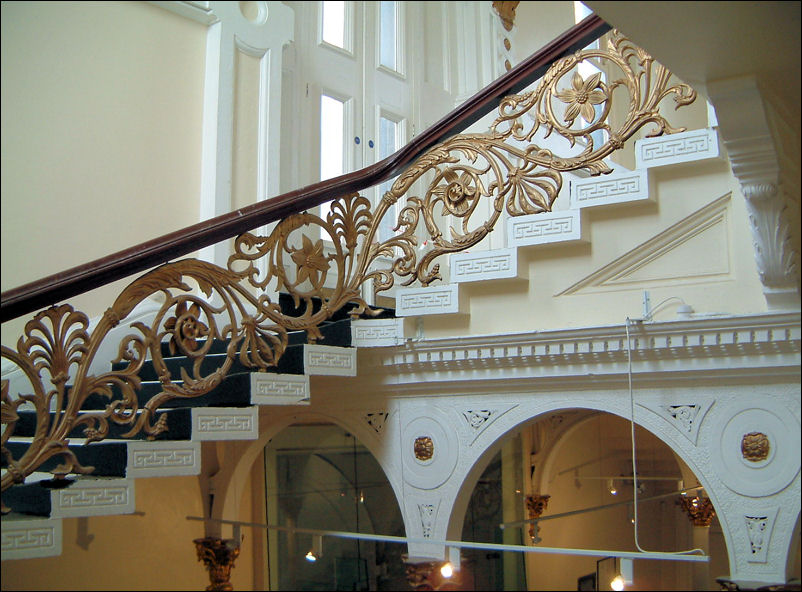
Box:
xmin=555 ymin=71 xmax=607 ymax=124
xmin=164 ymin=301 xmax=209 ymax=355
xmin=291 ymin=235 xmax=330 ymax=287
xmin=432 ymin=169 xmax=479 ymax=216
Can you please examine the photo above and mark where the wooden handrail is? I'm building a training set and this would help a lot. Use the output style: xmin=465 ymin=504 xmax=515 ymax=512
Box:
xmin=0 ymin=15 xmax=610 ymax=323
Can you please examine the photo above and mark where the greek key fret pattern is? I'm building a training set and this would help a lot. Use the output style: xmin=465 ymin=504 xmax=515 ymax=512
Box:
xmin=571 ymin=171 xmax=648 ymax=208
xmin=52 ymin=480 xmax=135 ymax=517
xmin=305 ymin=345 xmax=357 ymax=376
xmin=1 ymin=518 xmax=62 ymax=559
xmin=507 ymin=211 xmax=582 ymax=247
xmin=127 ymin=442 xmax=201 ymax=477
xmin=250 ymin=373 xmax=310 ymax=405
xmin=636 ymin=128 xmax=719 ymax=168
xmin=192 ymin=407 xmax=258 ymax=440
xmin=397 ymin=285 xmax=461 ymax=316
xmin=351 ymin=319 xmax=403 ymax=346
xmin=452 ymin=249 xmax=520 ymax=283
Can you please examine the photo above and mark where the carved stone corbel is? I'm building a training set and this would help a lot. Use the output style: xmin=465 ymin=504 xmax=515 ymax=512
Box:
xmin=706 ymin=76 xmax=800 ymax=310
xmin=525 ymin=494 xmax=550 ymax=543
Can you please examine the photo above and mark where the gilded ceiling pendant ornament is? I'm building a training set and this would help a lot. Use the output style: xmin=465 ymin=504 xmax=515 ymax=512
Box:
xmin=1 ymin=31 xmax=697 ymax=495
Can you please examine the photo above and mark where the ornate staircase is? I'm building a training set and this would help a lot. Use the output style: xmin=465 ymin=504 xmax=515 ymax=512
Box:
xmin=2 ymin=17 xmax=723 ymax=566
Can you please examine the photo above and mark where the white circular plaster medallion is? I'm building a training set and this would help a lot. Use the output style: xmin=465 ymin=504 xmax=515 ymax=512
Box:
xmin=713 ymin=403 xmax=800 ymax=497
xmin=401 ymin=414 xmax=459 ymax=490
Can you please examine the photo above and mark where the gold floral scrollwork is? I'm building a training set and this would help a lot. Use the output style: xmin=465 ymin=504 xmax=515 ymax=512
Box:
xmin=194 ymin=537 xmax=240 ymax=592
xmin=741 ymin=432 xmax=770 ymax=462
xmin=676 ymin=495 xmax=716 ymax=527
xmin=414 ymin=436 xmax=434 ymax=461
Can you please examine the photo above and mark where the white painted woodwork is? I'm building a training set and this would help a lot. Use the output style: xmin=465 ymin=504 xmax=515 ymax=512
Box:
xmin=303 ymin=344 xmax=357 ymax=376
xmin=1 ymin=516 xmax=62 ymax=560
xmin=50 ymin=478 xmax=136 ymax=518
xmin=635 ymin=128 xmax=720 ymax=169
xmin=191 ymin=406 xmax=259 ymax=440
xmin=395 ymin=284 xmax=465 ymax=316
xmin=506 ymin=209 xmax=585 ymax=247
xmin=570 ymin=169 xmax=650 ymax=209
xmin=450 ymin=248 xmax=526 ymax=283
xmin=250 ymin=372 xmax=310 ymax=405
xmin=126 ymin=440 xmax=202 ymax=478
xmin=351 ymin=318 xmax=405 ymax=347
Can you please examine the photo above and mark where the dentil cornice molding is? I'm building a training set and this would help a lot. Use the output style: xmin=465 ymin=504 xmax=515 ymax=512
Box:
xmin=348 ymin=312 xmax=801 ymax=395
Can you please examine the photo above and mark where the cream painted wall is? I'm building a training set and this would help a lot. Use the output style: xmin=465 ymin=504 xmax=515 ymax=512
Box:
xmin=1 ymin=1 xmax=205 ymax=345
xmin=0 ymin=476 xmax=207 ymax=591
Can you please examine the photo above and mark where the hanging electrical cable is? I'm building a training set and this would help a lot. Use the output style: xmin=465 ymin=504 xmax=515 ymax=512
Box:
xmin=625 ymin=317 xmax=704 ymax=557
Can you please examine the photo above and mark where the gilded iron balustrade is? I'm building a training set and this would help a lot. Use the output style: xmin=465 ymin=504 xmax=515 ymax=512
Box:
xmin=0 ymin=31 xmax=696 ymax=497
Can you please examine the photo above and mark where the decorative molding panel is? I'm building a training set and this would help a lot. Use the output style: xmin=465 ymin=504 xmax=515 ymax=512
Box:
xmin=451 ymin=248 xmax=526 ymax=283
xmin=304 ymin=344 xmax=357 ymax=376
xmin=51 ymin=478 xmax=135 ymax=518
xmin=396 ymin=284 xmax=465 ymax=316
xmin=1 ymin=517 xmax=62 ymax=560
xmin=570 ymin=169 xmax=649 ymax=209
xmin=559 ymin=193 xmax=731 ymax=295
xmin=191 ymin=407 xmax=258 ymax=440
xmin=351 ymin=318 xmax=405 ymax=347
xmin=126 ymin=441 xmax=201 ymax=478
xmin=507 ymin=209 xmax=585 ymax=248
xmin=461 ymin=405 xmax=518 ymax=444
xmin=638 ymin=401 xmax=714 ymax=446
xmin=744 ymin=507 xmax=779 ymax=564
xmin=417 ymin=501 xmax=440 ymax=538
xmin=250 ymin=372 xmax=310 ymax=405
xmin=712 ymin=401 xmax=801 ymax=497
xmin=401 ymin=411 xmax=459 ymax=490
xmin=365 ymin=411 xmax=390 ymax=435
xmin=635 ymin=128 xmax=719 ymax=169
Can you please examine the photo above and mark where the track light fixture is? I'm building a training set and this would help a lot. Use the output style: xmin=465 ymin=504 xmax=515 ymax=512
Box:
xmin=305 ymin=534 xmax=323 ymax=562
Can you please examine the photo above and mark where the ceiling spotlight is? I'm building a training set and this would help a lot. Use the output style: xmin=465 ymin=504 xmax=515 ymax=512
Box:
xmin=610 ymin=575 xmax=625 ymax=591
xmin=305 ymin=535 xmax=323 ymax=562
xmin=440 ymin=562 xmax=453 ymax=579
xmin=607 ymin=479 xmax=618 ymax=495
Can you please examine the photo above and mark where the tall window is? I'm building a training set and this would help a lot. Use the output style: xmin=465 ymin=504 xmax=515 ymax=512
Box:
xmin=321 ymin=1 xmax=346 ymax=49
xmin=379 ymin=1 xmax=399 ymax=71
xmin=320 ymin=94 xmax=346 ymax=221
xmin=377 ymin=112 xmax=403 ymax=243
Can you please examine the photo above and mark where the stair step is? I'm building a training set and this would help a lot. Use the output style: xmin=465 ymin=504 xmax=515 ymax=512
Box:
xmin=3 ymin=440 xmax=127 ymax=478
xmin=570 ymin=169 xmax=650 ymax=209
xmin=395 ymin=284 xmax=466 ymax=317
xmin=635 ymin=127 xmax=720 ymax=169
xmin=1 ymin=474 xmax=136 ymax=519
xmin=13 ymin=408 xmax=193 ymax=441
xmin=506 ymin=209 xmax=586 ymax=248
xmin=0 ymin=514 xmax=63 ymax=560
xmin=450 ymin=248 xmax=527 ymax=283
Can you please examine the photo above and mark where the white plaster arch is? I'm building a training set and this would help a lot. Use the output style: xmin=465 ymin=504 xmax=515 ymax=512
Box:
xmin=211 ymin=405 xmax=406 ymax=539
xmin=410 ymin=388 xmax=799 ymax=585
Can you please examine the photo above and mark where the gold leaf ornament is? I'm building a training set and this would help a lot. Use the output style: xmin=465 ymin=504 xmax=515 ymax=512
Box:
xmin=555 ymin=71 xmax=608 ymax=124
